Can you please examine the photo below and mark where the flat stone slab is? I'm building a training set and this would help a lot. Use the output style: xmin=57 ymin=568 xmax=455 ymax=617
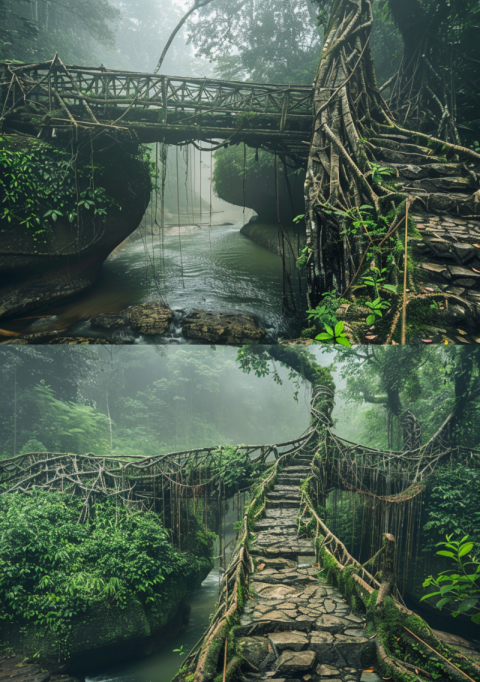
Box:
xmin=316 ymin=664 xmax=341 ymax=677
xmin=275 ymin=650 xmax=316 ymax=673
xmin=236 ymin=636 xmax=272 ymax=668
xmin=309 ymin=631 xmax=335 ymax=656
xmin=314 ymin=614 xmax=351 ymax=633
xmin=268 ymin=631 xmax=309 ymax=651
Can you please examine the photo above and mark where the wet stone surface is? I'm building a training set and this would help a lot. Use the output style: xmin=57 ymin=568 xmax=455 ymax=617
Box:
xmin=238 ymin=464 xmax=372 ymax=681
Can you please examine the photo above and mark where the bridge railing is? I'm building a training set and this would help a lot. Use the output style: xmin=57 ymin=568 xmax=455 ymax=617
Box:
xmin=0 ymin=434 xmax=311 ymax=505
xmin=1 ymin=58 xmax=313 ymax=133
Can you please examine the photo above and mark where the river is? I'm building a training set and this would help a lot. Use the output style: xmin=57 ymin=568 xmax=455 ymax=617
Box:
xmin=11 ymin=221 xmax=305 ymax=342
xmin=84 ymin=495 xmax=242 ymax=682
xmin=85 ymin=569 xmax=221 ymax=682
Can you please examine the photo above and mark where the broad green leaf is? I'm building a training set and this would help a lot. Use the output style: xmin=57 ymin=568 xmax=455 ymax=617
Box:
xmin=336 ymin=336 xmax=351 ymax=347
xmin=459 ymin=543 xmax=474 ymax=557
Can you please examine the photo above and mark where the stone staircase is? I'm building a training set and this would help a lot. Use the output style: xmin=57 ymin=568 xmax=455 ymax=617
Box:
xmin=378 ymin=133 xmax=480 ymax=339
xmin=237 ymin=459 xmax=378 ymax=682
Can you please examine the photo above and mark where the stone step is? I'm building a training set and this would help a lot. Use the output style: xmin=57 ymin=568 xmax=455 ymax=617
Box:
xmin=268 ymin=490 xmax=300 ymax=499
xmin=405 ymin=176 xmax=472 ymax=193
xmin=277 ymin=475 xmax=305 ymax=483
xmin=266 ymin=499 xmax=299 ymax=508
xmin=251 ymin=545 xmax=316 ymax=558
xmin=272 ymin=484 xmax=301 ymax=492
xmin=283 ymin=466 xmax=311 ymax=472
xmin=375 ymin=147 xmax=442 ymax=166
xmin=255 ymin=519 xmax=298 ymax=530
xmin=390 ymin=162 xmax=461 ymax=180
xmin=371 ymin=137 xmax=434 ymax=155
xmin=264 ymin=509 xmax=297 ymax=518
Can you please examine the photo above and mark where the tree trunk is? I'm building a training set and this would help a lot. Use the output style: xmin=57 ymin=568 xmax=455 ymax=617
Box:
xmin=305 ymin=0 xmax=392 ymax=306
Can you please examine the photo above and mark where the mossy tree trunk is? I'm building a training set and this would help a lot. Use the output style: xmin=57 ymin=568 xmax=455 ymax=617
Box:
xmin=305 ymin=0 xmax=393 ymax=306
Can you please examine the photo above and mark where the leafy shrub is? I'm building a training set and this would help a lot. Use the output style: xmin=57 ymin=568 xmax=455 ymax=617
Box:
xmin=423 ymin=463 xmax=480 ymax=551
xmin=422 ymin=535 xmax=480 ymax=624
xmin=0 ymin=493 xmax=212 ymax=640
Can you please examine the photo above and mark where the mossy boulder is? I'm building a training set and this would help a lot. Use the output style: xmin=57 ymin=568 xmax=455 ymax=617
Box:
xmin=0 ymin=135 xmax=151 ymax=320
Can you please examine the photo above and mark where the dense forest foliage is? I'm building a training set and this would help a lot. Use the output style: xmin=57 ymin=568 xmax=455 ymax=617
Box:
xmin=0 ymin=346 xmax=310 ymax=459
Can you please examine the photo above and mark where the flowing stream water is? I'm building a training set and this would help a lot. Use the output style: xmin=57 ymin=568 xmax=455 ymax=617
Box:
xmin=13 ymin=222 xmax=305 ymax=342
xmin=85 ymin=569 xmax=221 ymax=682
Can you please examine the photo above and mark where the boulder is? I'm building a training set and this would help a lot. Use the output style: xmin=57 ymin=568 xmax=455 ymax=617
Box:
xmin=128 ymin=302 xmax=173 ymax=335
xmin=0 ymin=135 xmax=151 ymax=320
xmin=182 ymin=310 xmax=266 ymax=344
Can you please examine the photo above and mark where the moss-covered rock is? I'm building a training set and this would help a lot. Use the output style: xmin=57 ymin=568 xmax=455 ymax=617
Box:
xmin=0 ymin=135 xmax=151 ymax=320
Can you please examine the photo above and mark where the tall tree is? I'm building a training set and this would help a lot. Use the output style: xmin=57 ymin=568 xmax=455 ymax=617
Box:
xmin=0 ymin=0 xmax=119 ymax=64
xmin=187 ymin=0 xmax=321 ymax=84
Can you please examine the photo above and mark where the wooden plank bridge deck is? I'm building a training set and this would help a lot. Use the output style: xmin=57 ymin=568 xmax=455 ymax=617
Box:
xmin=0 ymin=60 xmax=314 ymax=165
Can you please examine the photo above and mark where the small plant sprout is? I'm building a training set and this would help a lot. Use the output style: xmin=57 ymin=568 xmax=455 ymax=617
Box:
xmin=173 ymin=644 xmax=187 ymax=656
xmin=365 ymin=297 xmax=389 ymax=326
xmin=293 ymin=214 xmax=305 ymax=223
xmin=315 ymin=321 xmax=351 ymax=347
xmin=296 ymin=245 xmax=313 ymax=269
xmin=421 ymin=535 xmax=480 ymax=623
xmin=371 ymin=162 xmax=396 ymax=185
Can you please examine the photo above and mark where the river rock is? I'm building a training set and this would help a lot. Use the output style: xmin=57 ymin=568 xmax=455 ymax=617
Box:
xmin=316 ymin=664 xmax=341 ymax=677
xmin=236 ymin=636 xmax=272 ymax=668
xmin=182 ymin=310 xmax=266 ymax=344
xmin=275 ymin=650 xmax=316 ymax=673
xmin=268 ymin=631 xmax=309 ymax=651
xmin=128 ymin=302 xmax=173 ymax=335
xmin=91 ymin=312 xmax=129 ymax=330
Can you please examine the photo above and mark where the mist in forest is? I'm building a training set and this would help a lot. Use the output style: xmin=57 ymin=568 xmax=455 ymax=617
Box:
xmin=0 ymin=346 xmax=312 ymax=459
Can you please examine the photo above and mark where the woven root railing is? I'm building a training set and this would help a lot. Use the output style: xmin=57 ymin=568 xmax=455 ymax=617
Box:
xmin=173 ymin=446 xmax=296 ymax=682
xmin=300 ymin=488 xmax=480 ymax=682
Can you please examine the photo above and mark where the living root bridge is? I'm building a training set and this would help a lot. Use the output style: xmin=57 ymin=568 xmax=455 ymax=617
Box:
xmin=0 ymin=438 xmax=311 ymax=500
xmin=300 ymin=487 xmax=480 ymax=682
xmin=173 ymin=380 xmax=336 ymax=682
xmin=0 ymin=56 xmax=313 ymax=164
xmin=172 ymin=377 xmax=480 ymax=682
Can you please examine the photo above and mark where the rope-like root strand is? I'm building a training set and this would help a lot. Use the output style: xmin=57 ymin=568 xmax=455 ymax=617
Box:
xmin=385 ymin=292 xmax=474 ymax=344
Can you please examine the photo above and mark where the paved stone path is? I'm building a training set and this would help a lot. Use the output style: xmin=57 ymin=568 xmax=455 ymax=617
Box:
xmin=236 ymin=461 xmax=379 ymax=682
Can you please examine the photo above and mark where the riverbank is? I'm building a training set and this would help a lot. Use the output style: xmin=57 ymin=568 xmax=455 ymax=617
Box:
xmin=0 ymin=222 xmax=305 ymax=343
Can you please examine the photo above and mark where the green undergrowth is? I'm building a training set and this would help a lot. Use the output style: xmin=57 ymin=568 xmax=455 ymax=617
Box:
xmin=0 ymin=492 xmax=213 ymax=662
xmin=0 ymin=134 xmax=118 ymax=245
xmin=314 ymin=540 xmax=480 ymax=682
